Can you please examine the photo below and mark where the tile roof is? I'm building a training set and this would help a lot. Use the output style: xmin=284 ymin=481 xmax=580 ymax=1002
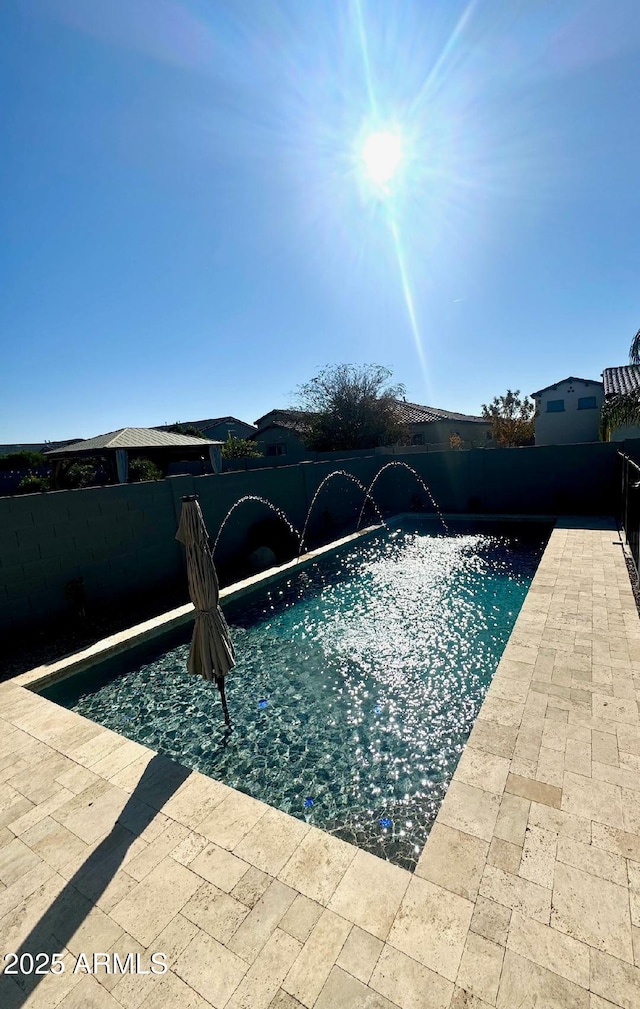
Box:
xmin=253 ymin=410 xmax=314 ymax=432
xmin=45 ymin=428 xmax=222 ymax=455
xmin=254 ymin=402 xmax=486 ymax=431
xmin=154 ymin=416 xmax=256 ymax=433
xmin=394 ymin=400 xmax=486 ymax=424
xmin=530 ymin=376 xmax=603 ymax=397
xmin=602 ymin=365 xmax=640 ymax=397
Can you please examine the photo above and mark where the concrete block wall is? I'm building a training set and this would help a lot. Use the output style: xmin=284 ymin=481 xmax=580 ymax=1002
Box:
xmin=0 ymin=441 xmax=620 ymax=638
xmin=0 ymin=479 xmax=184 ymax=635
xmin=371 ymin=441 xmax=619 ymax=517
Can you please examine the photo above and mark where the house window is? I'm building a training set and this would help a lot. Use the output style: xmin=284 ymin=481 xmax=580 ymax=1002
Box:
xmin=578 ymin=396 xmax=597 ymax=410
xmin=266 ymin=443 xmax=287 ymax=457
xmin=546 ymin=399 xmax=565 ymax=413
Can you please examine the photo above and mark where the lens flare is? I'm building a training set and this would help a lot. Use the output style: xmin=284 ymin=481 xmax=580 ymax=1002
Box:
xmin=351 ymin=0 xmax=431 ymax=392
xmin=361 ymin=129 xmax=403 ymax=189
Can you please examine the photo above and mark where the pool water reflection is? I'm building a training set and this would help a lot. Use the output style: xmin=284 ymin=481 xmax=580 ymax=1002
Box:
xmin=43 ymin=519 xmax=549 ymax=869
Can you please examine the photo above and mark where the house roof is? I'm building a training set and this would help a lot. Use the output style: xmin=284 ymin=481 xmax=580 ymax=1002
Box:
xmin=45 ymin=428 xmax=222 ymax=455
xmin=602 ymin=365 xmax=640 ymax=398
xmin=394 ymin=400 xmax=486 ymax=425
xmin=253 ymin=409 xmax=313 ymax=433
xmin=530 ymin=376 xmax=603 ymax=397
xmin=254 ymin=402 xmax=486 ymax=432
xmin=154 ymin=416 xmax=256 ymax=433
xmin=0 ymin=440 xmax=79 ymax=457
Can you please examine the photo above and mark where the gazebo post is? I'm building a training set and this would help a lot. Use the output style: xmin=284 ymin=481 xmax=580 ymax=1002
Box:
xmin=208 ymin=445 xmax=222 ymax=474
xmin=51 ymin=460 xmax=62 ymax=490
xmin=115 ymin=449 xmax=129 ymax=484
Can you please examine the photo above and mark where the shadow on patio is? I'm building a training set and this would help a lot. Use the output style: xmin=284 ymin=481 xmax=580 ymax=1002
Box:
xmin=0 ymin=753 xmax=191 ymax=1006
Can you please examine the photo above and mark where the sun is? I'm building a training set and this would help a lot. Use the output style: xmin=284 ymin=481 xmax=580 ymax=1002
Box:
xmin=361 ymin=129 xmax=403 ymax=190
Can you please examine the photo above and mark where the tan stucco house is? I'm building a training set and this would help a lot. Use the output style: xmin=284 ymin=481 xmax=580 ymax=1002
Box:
xmin=251 ymin=402 xmax=492 ymax=457
xmin=251 ymin=410 xmax=314 ymax=459
xmin=396 ymin=400 xmax=491 ymax=448
xmin=531 ymin=377 xmax=604 ymax=446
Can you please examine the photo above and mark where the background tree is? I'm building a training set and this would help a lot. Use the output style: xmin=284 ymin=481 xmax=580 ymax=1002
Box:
xmin=600 ymin=327 xmax=640 ymax=440
xmin=221 ymin=434 xmax=262 ymax=460
xmin=0 ymin=450 xmax=53 ymax=493
xmin=481 ymin=389 xmax=536 ymax=447
xmin=165 ymin=422 xmax=209 ymax=439
xmin=0 ymin=451 xmax=48 ymax=472
xmin=128 ymin=457 xmax=162 ymax=482
xmin=15 ymin=474 xmax=52 ymax=494
xmin=296 ymin=363 xmax=408 ymax=451
xmin=58 ymin=456 xmax=110 ymax=489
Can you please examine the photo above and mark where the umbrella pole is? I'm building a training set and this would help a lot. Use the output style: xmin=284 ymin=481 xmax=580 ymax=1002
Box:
xmin=216 ymin=677 xmax=231 ymax=728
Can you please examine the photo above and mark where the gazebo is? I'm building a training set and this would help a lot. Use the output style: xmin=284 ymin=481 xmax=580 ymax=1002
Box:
xmin=45 ymin=428 xmax=223 ymax=486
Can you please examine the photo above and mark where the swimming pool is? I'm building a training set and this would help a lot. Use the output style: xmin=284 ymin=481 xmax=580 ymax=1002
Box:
xmin=42 ymin=518 xmax=550 ymax=869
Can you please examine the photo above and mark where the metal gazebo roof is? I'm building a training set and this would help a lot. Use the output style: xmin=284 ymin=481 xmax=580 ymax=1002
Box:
xmin=44 ymin=428 xmax=222 ymax=455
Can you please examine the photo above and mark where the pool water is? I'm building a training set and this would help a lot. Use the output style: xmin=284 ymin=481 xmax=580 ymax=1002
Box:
xmin=43 ymin=519 xmax=549 ymax=869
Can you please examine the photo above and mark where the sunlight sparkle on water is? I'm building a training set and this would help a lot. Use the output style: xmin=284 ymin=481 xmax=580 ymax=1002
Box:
xmin=48 ymin=520 xmax=548 ymax=870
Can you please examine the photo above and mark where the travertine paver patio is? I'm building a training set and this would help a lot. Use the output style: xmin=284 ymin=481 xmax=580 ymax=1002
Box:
xmin=0 ymin=518 xmax=639 ymax=1008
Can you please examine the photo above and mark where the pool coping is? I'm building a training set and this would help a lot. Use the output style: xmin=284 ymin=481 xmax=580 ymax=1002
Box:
xmin=2 ymin=515 xmax=639 ymax=1007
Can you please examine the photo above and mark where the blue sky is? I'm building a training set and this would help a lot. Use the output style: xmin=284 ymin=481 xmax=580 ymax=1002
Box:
xmin=1 ymin=0 xmax=639 ymax=442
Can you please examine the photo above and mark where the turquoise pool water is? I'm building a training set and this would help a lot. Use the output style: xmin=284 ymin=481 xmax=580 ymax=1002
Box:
xmin=43 ymin=519 xmax=549 ymax=869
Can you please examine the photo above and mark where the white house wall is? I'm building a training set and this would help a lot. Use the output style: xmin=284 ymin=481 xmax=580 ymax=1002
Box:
xmin=534 ymin=379 xmax=604 ymax=446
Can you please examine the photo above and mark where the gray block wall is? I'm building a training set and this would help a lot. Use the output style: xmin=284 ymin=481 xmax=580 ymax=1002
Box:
xmin=0 ymin=441 xmax=621 ymax=637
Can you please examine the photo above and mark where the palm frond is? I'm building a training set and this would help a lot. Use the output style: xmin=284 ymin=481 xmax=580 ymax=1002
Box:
xmin=600 ymin=392 xmax=640 ymax=441
xmin=630 ymin=328 xmax=640 ymax=365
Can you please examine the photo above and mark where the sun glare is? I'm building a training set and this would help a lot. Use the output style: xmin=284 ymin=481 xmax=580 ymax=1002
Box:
xmin=361 ymin=129 xmax=403 ymax=191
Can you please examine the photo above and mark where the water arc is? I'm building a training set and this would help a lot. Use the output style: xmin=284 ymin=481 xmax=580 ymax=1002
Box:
xmin=356 ymin=461 xmax=448 ymax=533
xmin=212 ymin=495 xmax=301 ymax=557
xmin=298 ymin=470 xmax=386 ymax=556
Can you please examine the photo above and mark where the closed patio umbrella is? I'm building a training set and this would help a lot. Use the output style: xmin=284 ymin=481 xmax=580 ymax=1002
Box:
xmin=176 ymin=495 xmax=235 ymax=726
